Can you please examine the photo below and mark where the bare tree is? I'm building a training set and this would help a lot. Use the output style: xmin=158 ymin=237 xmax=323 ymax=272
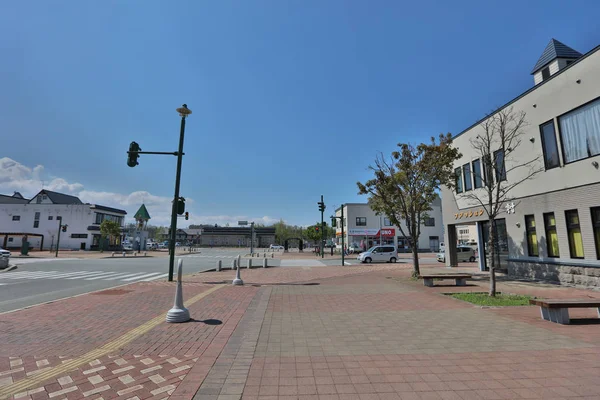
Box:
xmin=462 ymin=106 xmax=544 ymax=296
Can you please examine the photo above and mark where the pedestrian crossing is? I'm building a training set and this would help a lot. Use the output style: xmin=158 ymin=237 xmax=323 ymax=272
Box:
xmin=183 ymin=255 xmax=237 ymax=258
xmin=0 ymin=270 xmax=169 ymax=283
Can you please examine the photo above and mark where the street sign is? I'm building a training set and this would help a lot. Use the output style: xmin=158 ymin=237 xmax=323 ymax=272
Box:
xmin=238 ymin=221 xmax=248 ymax=226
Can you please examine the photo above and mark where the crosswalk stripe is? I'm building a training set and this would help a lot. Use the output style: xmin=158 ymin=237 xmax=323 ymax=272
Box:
xmin=84 ymin=272 xmax=127 ymax=280
xmin=103 ymin=273 xmax=144 ymax=280
xmin=1 ymin=271 xmax=58 ymax=279
xmin=121 ymin=272 xmax=160 ymax=281
xmin=45 ymin=271 xmax=98 ymax=279
xmin=66 ymin=271 xmax=108 ymax=279
xmin=140 ymin=273 xmax=169 ymax=282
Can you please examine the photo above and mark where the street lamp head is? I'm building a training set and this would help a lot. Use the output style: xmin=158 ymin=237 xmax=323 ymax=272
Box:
xmin=176 ymin=104 xmax=192 ymax=117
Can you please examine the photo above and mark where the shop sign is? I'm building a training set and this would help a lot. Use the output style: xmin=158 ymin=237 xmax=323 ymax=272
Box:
xmin=454 ymin=209 xmax=485 ymax=220
xmin=348 ymin=228 xmax=395 ymax=236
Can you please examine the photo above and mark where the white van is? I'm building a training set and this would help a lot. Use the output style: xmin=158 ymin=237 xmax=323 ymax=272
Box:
xmin=357 ymin=245 xmax=398 ymax=263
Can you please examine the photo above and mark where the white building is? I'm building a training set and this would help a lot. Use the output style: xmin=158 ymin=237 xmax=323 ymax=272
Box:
xmin=0 ymin=190 xmax=127 ymax=251
xmin=334 ymin=197 xmax=444 ymax=252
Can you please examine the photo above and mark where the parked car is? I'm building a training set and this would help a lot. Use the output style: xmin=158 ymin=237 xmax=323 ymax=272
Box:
xmin=0 ymin=247 xmax=11 ymax=259
xmin=436 ymin=246 xmax=477 ymax=263
xmin=157 ymin=243 xmax=167 ymax=249
xmin=269 ymin=244 xmax=284 ymax=250
xmin=175 ymin=242 xmax=182 ymax=247
xmin=357 ymin=245 xmax=398 ymax=264
xmin=349 ymin=243 xmax=361 ymax=254
xmin=122 ymin=243 xmax=133 ymax=251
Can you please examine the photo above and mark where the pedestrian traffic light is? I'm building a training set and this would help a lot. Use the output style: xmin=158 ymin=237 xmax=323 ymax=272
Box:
xmin=177 ymin=197 xmax=185 ymax=215
xmin=127 ymin=141 xmax=141 ymax=167
xmin=61 ymin=225 xmax=67 ymax=233
xmin=315 ymin=226 xmax=319 ymax=233
xmin=317 ymin=201 xmax=325 ymax=212
xmin=184 ymin=212 xmax=189 ymax=220
xmin=331 ymin=218 xmax=336 ymax=227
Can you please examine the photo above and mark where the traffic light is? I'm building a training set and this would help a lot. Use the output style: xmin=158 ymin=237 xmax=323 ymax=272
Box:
xmin=184 ymin=212 xmax=189 ymax=220
xmin=331 ymin=218 xmax=336 ymax=228
xmin=317 ymin=201 xmax=325 ymax=212
xmin=315 ymin=226 xmax=319 ymax=233
xmin=177 ymin=197 xmax=185 ymax=215
xmin=61 ymin=225 xmax=67 ymax=233
xmin=127 ymin=141 xmax=141 ymax=167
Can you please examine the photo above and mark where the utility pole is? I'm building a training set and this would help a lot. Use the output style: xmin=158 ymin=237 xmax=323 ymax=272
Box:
xmin=55 ymin=219 xmax=66 ymax=258
xmin=250 ymin=222 xmax=255 ymax=254
xmin=331 ymin=205 xmax=345 ymax=266
xmin=318 ymin=195 xmax=325 ymax=258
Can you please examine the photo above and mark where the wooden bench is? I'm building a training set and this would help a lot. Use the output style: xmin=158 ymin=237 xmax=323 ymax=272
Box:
xmin=419 ymin=274 xmax=472 ymax=287
xmin=530 ymin=299 xmax=600 ymax=325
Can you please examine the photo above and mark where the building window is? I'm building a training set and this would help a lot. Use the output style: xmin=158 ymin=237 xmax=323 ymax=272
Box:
xmin=525 ymin=215 xmax=538 ymax=256
xmin=36 ymin=196 xmax=42 ymax=204
xmin=48 ymin=216 xmax=53 ymax=220
xmin=472 ymin=159 xmax=482 ymax=189
xmin=424 ymin=218 xmax=435 ymax=227
xmin=33 ymin=221 xmax=40 ymax=228
xmin=383 ymin=217 xmax=392 ymax=226
xmin=592 ymin=207 xmax=600 ymax=259
xmin=483 ymin=154 xmax=494 ymax=185
xmin=8 ymin=237 xmax=13 ymax=242
xmin=57 ymin=216 xmax=62 ymax=221
xmin=356 ymin=217 xmax=367 ymax=226
xmin=558 ymin=97 xmax=600 ymax=163
xmin=455 ymin=167 xmax=463 ymax=193
xmin=565 ymin=210 xmax=584 ymax=259
xmin=71 ymin=234 xmax=88 ymax=239
xmin=541 ymin=66 xmax=550 ymax=80
xmin=494 ymin=149 xmax=506 ymax=181
xmin=12 ymin=216 xmax=20 ymax=221
xmin=34 ymin=212 xmax=40 ymax=220
xmin=544 ymin=213 xmax=560 ymax=257
xmin=462 ymin=163 xmax=472 ymax=191
xmin=540 ymin=121 xmax=560 ymax=169
xmin=343 ymin=218 xmax=346 ymax=227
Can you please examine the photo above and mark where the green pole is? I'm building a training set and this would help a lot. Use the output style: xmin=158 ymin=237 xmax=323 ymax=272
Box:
xmin=341 ymin=205 xmax=344 ymax=266
xmin=55 ymin=219 xmax=61 ymax=258
xmin=320 ymin=195 xmax=324 ymax=258
xmin=168 ymin=105 xmax=189 ymax=282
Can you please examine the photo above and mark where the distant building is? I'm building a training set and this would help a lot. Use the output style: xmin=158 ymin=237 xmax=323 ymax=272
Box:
xmin=441 ymin=38 xmax=600 ymax=286
xmin=0 ymin=189 xmax=126 ymax=251
xmin=335 ymin=197 xmax=444 ymax=252
xmin=166 ymin=226 xmax=276 ymax=247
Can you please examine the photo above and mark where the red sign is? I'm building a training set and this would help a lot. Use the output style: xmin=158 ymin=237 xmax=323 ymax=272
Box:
xmin=377 ymin=229 xmax=395 ymax=237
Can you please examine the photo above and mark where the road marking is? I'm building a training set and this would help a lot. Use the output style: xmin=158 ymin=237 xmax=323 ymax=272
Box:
xmin=0 ymin=284 xmax=225 ymax=399
xmin=102 ymin=273 xmax=144 ymax=280
xmin=45 ymin=271 xmax=97 ymax=279
xmin=66 ymin=271 xmax=108 ymax=279
xmin=0 ymin=271 xmax=59 ymax=280
xmin=121 ymin=273 xmax=160 ymax=281
xmin=83 ymin=272 xmax=127 ymax=280
xmin=344 ymin=262 xmax=352 ymax=265
xmin=140 ymin=273 xmax=169 ymax=282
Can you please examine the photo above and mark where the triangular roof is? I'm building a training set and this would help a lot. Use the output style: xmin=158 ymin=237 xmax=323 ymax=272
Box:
xmin=28 ymin=189 xmax=83 ymax=204
xmin=133 ymin=204 xmax=151 ymax=221
xmin=531 ymin=38 xmax=582 ymax=74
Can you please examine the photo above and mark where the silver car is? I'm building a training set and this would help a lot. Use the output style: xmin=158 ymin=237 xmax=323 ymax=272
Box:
xmin=0 ymin=247 xmax=11 ymax=259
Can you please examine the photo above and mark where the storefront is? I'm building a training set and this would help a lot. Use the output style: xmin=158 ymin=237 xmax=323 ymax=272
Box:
xmin=337 ymin=228 xmax=395 ymax=251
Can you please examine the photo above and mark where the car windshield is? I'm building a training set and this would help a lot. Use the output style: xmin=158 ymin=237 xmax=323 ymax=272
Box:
xmin=366 ymin=246 xmax=379 ymax=253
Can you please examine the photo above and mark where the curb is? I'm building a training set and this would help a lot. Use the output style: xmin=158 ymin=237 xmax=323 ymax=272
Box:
xmin=0 ymin=265 xmax=18 ymax=273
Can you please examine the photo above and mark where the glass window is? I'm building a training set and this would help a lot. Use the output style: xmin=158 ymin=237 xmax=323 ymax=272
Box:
xmin=57 ymin=216 xmax=62 ymax=221
xmin=463 ymin=163 xmax=472 ymax=191
xmin=544 ymin=213 xmax=560 ymax=257
xmin=33 ymin=221 xmax=39 ymax=228
xmin=483 ymin=154 xmax=494 ymax=186
xmin=383 ymin=217 xmax=392 ymax=226
xmin=494 ymin=150 xmax=506 ymax=181
xmin=34 ymin=212 xmax=40 ymax=220
xmin=541 ymin=66 xmax=550 ymax=80
xmin=48 ymin=216 xmax=53 ymax=220
xmin=558 ymin=97 xmax=600 ymax=163
xmin=540 ymin=121 xmax=560 ymax=169
xmin=343 ymin=218 xmax=346 ymax=227
xmin=12 ymin=216 xmax=20 ymax=221
xmin=592 ymin=207 xmax=600 ymax=260
xmin=455 ymin=167 xmax=463 ymax=193
xmin=565 ymin=210 xmax=584 ymax=258
xmin=95 ymin=213 xmax=104 ymax=224
xmin=356 ymin=217 xmax=367 ymax=226
xmin=472 ymin=159 xmax=482 ymax=188
xmin=525 ymin=215 xmax=538 ymax=256
xmin=424 ymin=218 xmax=435 ymax=227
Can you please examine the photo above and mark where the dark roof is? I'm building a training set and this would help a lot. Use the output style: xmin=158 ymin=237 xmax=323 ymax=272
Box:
xmin=90 ymin=204 xmax=128 ymax=215
xmin=531 ymin=38 xmax=582 ymax=74
xmin=453 ymin=42 xmax=600 ymax=141
xmin=0 ymin=193 xmax=30 ymax=204
xmin=133 ymin=204 xmax=151 ymax=220
xmin=28 ymin=190 xmax=83 ymax=205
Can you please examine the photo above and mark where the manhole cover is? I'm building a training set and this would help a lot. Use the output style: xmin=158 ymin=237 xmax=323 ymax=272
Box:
xmin=92 ymin=289 xmax=133 ymax=296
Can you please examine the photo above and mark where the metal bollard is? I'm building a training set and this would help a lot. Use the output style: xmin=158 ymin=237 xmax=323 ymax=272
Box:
xmin=144 ymin=252 xmax=147 ymax=256
xmin=217 ymin=260 xmax=222 ymax=271
xmin=134 ymin=252 xmax=137 ymax=257
xmin=263 ymin=258 xmax=267 ymax=268
xmin=111 ymin=252 xmax=115 ymax=257
xmin=122 ymin=252 xmax=126 ymax=257
xmin=263 ymin=253 xmax=266 ymax=258
xmin=271 ymin=253 xmax=274 ymax=258
xmin=248 ymin=258 xmax=252 ymax=269
xmin=231 ymin=259 xmax=237 ymax=270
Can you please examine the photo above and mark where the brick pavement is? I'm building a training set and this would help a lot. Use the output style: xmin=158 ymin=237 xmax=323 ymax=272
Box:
xmin=2 ymin=263 xmax=600 ymax=400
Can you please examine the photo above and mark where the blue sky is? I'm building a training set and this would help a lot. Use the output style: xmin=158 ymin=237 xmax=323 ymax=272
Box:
xmin=1 ymin=0 xmax=599 ymax=226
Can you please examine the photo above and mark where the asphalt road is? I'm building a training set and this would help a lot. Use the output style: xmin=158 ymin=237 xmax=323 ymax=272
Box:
xmin=0 ymin=248 xmax=251 ymax=314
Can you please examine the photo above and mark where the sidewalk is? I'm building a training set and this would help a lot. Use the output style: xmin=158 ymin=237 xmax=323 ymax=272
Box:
xmin=1 ymin=262 xmax=600 ymax=399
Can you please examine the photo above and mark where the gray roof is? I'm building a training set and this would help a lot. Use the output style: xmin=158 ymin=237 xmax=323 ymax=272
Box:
xmin=0 ymin=193 xmax=30 ymax=204
xmin=531 ymin=38 xmax=582 ymax=74
xmin=28 ymin=190 xmax=83 ymax=205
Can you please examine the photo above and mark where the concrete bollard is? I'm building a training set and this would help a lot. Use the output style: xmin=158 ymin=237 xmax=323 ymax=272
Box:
xmin=232 ymin=256 xmax=243 ymax=286
xmin=134 ymin=252 xmax=137 ymax=257
xmin=217 ymin=260 xmax=222 ymax=271
xmin=231 ymin=259 xmax=237 ymax=270
xmin=144 ymin=252 xmax=147 ymax=256
xmin=122 ymin=252 xmax=126 ymax=257
xmin=271 ymin=253 xmax=274 ymax=258
xmin=111 ymin=252 xmax=115 ymax=257
xmin=263 ymin=258 xmax=267 ymax=268
xmin=166 ymin=259 xmax=191 ymax=323
xmin=263 ymin=253 xmax=266 ymax=258
xmin=248 ymin=258 xmax=252 ymax=269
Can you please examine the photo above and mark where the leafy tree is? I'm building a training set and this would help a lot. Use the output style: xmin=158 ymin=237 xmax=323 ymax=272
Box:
xmin=461 ymin=107 xmax=543 ymax=296
xmin=357 ymin=134 xmax=461 ymax=277
xmin=100 ymin=220 xmax=123 ymax=251
xmin=304 ymin=222 xmax=335 ymax=245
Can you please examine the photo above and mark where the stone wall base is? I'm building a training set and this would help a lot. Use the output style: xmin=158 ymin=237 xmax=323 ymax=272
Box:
xmin=508 ymin=261 xmax=600 ymax=288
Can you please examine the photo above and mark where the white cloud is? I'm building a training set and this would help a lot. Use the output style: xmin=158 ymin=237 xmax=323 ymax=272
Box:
xmin=0 ymin=157 xmax=279 ymax=227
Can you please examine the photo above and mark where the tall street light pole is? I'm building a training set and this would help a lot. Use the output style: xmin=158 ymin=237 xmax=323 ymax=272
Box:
xmin=168 ymin=104 xmax=192 ymax=282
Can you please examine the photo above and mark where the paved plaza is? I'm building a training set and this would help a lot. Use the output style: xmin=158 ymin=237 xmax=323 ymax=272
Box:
xmin=1 ymin=263 xmax=600 ymax=399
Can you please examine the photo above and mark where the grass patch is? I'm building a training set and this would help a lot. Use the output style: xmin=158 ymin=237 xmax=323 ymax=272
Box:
xmin=450 ymin=292 xmax=532 ymax=306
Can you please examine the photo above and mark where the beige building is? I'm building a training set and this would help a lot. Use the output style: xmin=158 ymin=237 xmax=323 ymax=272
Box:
xmin=441 ymin=38 xmax=600 ymax=287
